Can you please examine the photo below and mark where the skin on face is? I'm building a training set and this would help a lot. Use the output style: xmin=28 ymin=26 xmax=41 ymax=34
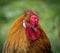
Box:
xmin=30 ymin=15 xmax=38 ymax=27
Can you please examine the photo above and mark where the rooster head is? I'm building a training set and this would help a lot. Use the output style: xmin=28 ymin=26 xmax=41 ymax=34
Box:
xmin=24 ymin=8 xmax=39 ymax=27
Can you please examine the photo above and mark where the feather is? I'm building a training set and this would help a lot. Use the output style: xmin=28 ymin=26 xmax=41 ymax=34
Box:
xmin=2 ymin=9 xmax=52 ymax=53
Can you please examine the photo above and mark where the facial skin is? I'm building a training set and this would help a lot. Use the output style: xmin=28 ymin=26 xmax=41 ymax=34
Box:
xmin=30 ymin=15 xmax=38 ymax=27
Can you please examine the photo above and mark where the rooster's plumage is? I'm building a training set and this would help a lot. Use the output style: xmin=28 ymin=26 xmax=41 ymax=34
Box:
xmin=2 ymin=9 xmax=52 ymax=53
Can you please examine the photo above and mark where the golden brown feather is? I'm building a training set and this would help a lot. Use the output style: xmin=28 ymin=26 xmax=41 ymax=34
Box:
xmin=2 ymin=9 xmax=52 ymax=53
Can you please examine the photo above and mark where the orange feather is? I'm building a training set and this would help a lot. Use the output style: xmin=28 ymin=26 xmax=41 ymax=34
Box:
xmin=2 ymin=10 xmax=52 ymax=53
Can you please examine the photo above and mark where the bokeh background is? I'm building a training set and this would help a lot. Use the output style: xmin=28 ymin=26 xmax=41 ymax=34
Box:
xmin=0 ymin=0 xmax=60 ymax=53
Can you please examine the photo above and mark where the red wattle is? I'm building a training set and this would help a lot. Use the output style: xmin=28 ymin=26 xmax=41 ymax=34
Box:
xmin=26 ymin=27 xmax=41 ymax=41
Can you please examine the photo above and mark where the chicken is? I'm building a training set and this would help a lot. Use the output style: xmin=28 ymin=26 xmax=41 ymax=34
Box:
xmin=2 ymin=9 xmax=52 ymax=53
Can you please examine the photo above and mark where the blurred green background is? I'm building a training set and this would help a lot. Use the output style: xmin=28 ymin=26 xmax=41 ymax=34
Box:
xmin=0 ymin=0 xmax=60 ymax=53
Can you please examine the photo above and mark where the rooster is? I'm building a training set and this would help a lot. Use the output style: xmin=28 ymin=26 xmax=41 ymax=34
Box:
xmin=2 ymin=9 xmax=52 ymax=53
